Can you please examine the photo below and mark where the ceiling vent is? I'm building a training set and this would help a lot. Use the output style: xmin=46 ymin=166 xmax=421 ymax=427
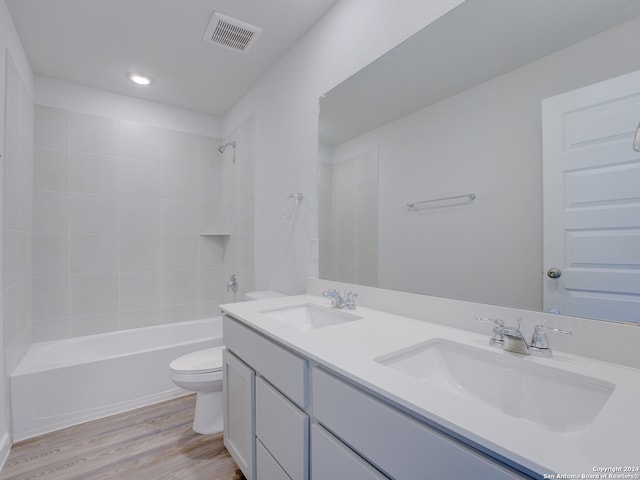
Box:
xmin=203 ymin=12 xmax=262 ymax=53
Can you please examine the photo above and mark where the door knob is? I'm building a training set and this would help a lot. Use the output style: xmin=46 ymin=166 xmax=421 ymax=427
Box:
xmin=547 ymin=267 xmax=562 ymax=279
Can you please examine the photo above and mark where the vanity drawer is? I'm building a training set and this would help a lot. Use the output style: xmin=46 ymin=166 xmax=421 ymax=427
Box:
xmin=311 ymin=424 xmax=388 ymax=480
xmin=223 ymin=315 xmax=308 ymax=407
xmin=256 ymin=376 xmax=309 ymax=480
xmin=257 ymin=439 xmax=291 ymax=480
xmin=312 ymin=367 xmax=528 ymax=480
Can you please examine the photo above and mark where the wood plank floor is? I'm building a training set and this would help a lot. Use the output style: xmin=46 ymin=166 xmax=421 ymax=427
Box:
xmin=0 ymin=394 xmax=246 ymax=480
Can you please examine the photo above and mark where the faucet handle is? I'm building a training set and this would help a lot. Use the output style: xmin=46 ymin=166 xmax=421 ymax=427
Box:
xmin=345 ymin=291 xmax=359 ymax=310
xmin=322 ymin=289 xmax=344 ymax=308
xmin=475 ymin=316 xmax=505 ymax=347
xmin=531 ymin=324 xmax=572 ymax=349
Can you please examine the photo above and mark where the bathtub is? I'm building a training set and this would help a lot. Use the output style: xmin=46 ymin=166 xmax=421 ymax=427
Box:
xmin=10 ymin=317 xmax=222 ymax=441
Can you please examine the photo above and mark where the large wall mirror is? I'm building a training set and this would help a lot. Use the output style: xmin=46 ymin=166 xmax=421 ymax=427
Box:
xmin=318 ymin=0 xmax=640 ymax=324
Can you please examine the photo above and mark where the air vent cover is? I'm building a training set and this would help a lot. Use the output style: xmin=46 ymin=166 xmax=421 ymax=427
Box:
xmin=203 ymin=12 xmax=262 ymax=53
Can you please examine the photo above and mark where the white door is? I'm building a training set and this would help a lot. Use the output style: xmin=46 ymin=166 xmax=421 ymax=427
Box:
xmin=542 ymin=69 xmax=640 ymax=323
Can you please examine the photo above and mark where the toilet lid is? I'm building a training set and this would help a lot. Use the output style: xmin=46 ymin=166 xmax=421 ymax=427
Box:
xmin=170 ymin=347 xmax=224 ymax=374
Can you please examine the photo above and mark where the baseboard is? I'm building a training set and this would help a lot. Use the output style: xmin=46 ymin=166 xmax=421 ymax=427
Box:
xmin=0 ymin=432 xmax=11 ymax=472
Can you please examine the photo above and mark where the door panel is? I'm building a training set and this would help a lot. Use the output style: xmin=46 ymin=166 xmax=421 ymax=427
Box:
xmin=542 ymin=69 xmax=640 ymax=323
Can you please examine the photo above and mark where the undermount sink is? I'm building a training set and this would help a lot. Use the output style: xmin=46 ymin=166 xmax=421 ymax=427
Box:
xmin=260 ymin=304 xmax=363 ymax=331
xmin=376 ymin=339 xmax=615 ymax=432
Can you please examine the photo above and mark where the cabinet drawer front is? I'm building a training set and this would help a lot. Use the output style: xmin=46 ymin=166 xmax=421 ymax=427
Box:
xmin=256 ymin=377 xmax=309 ymax=480
xmin=224 ymin=315 xmax=307 ymax=407
xmin=312 ymin=368 xmax=528 ymax=480
xmin=311 ymin=424 xmax=388 ymax=480
xmin=257 ymin=440 xmax=292 ymax=480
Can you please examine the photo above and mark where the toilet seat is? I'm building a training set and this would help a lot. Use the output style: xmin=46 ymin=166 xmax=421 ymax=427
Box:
xmin=170 ymin=346 xmax=223 ymax=374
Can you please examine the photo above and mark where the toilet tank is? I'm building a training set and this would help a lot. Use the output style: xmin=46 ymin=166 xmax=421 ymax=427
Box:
xmin=244 ymin=290 xmax=286 ymax=301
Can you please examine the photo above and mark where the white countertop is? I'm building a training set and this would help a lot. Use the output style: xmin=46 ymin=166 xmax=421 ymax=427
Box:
xmin=220 ymin=294 xmax=640 ymax=478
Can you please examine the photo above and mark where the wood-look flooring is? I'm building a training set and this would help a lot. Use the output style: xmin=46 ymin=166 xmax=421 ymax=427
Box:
xmin=0 ymin=394 xmax=246 ymax=480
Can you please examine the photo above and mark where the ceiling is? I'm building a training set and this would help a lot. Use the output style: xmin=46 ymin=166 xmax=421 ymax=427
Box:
xmin=6 ymin=0 xmax=339 ymax=117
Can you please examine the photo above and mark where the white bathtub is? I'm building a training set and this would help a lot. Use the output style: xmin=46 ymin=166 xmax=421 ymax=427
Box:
xmin=10 ymin=317 xmax=222 ymax=441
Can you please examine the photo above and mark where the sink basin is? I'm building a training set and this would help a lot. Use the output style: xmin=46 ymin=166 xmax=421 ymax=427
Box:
xmin=260 ymin=304 xmax=362 ymax=331
xmin=376 ymin=339 xmax=614 ymax=432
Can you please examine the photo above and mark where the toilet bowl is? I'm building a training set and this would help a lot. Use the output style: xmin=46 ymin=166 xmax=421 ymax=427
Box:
xmin=170 ymin=291 xmax=285 ymax=434
xmin=170 ymin=346 xmax=224 ymax=434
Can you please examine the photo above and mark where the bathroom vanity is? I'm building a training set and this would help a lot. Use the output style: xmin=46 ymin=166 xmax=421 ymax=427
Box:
xmin=220 ymin=294 xmax=640 ymax=480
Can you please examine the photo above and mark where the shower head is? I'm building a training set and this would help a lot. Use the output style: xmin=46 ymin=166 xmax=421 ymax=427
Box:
xmin=217 ymin=141 xmax=236 ymax=154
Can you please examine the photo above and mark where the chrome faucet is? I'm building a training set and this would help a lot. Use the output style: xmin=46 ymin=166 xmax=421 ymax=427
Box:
xmin=478 ymin=316 xmax=571 ymax=357
xmin=502 ymin=318 xmax=530 ymax=355
xmin=475 ymin=317 xmax=505 ymax=347
xmin=344 ymin=291 xmax=359 ymax=310
xmin=529 ymin=324 xmax=572 ymax=357
xmin=322 ymin=289 xmax=359 ymax=309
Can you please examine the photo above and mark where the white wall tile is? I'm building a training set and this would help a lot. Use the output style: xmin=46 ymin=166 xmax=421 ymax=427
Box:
xmin=163 ymin=270 xmax=199 ymax=306
xmin=70 ymin=112 xmax=118 ymax=156
xmin=33 ymin=277 xmax=69 ymax=321
xmin=162 ymin=129 xmax=198 ymax=166
xmin=118 ymin=157 xmax=164 ymax=198
xmin=238 ymin=195 xmax=255 ymax=234
xmin=69 ymin=274 xmax=119 ymax=317
xmin=118 ymin=197 xmax=163 ymax=234
xmin=19 ymin=183 xmax=33 ymax=233
xmin=34 ymin=106 xmax=69 ymax=149
xmin=5 ymin=172 xmax=22 ymax=231
xmin=119 ymin=120 xmax=161 ymax=161
xmin=3 ymin=286 xmax=21 ymax=343
xmin=162 ymin=200 xmax=198 ymax=234
xmin=163 ymin=235 xmax=199 ymax=270
xmin=199 ymin=202 xmax=227 ymax=232
xmin=162 ymin=164 xmax=198 ymax=200
xmin=163 ymin=303 xmax=200 ymax=324
xmin=199 ymin=301 xmax=223 ymax=318
xmin=69 ymin=193 xmax=117 ymax=234
xmin=34 ymin=147 xmax=69 ymax=191
xmin=120 ymin=308 xmax=163 ymax=329
xmin=198 ymin=136 xmax=222 ymax=170
xmin=119 ymin=235 xmax=162 ymax=272
xmin=32 ymin=234 xmax=69 ymax=278
xmin=198 ymin=167 xmax=224 ymax=203
xmin=69 ymin=152 xmax=118 ymax=194
xmin=238 ymin=234 xmax=255 ymax=271
xmin=119 ymin=271 xmax=162 ymax=311
xmin=19 ymin=232 xmax=33 ymax=284
xmin=71 ymin=313 xmax=119 ymax=337
xmin=199 ymin=268 xmax=226 ymax=301
xmin=33 ymin=190 xmax=68 ymax=234
xmin=30 ymin=107 xmax=253 ymax=340
xmin=199 ymin=236 xmax=225 ymax=268
xmin=33 ymin=318 xmax=72 ymax=342
xmin=69 ymin=235 xmax=118 ymax=275
xmin=4 ymin=229 xmax=21 ymax=289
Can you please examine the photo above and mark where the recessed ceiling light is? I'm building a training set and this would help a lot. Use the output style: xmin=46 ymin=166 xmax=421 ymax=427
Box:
xmin=126 ymin=71 xmax=153 ymax=86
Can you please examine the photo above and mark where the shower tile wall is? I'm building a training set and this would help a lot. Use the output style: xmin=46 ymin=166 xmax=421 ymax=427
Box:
xmin=32 ymin=106 xmax=255 ymax=341
xmin=3 ymin=54 xmax=34 ymax=371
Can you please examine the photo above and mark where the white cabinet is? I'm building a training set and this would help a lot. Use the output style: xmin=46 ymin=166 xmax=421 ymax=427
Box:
xmin=223 ymin=314 xmax=533 ymax=480
xmin=312 ymin=367 xmax=529 ymax=480
xmin=223 ymin=315 xmax=309 ymax=480
xmin=256 ymin=440 xmax=291 ymax=480
xmin=256 ymin=377 xmax=308 ymax=480
xmin=311 ymin=424 xmax=388 ymax=480
xmin=223 ymin=349 xmax=255 ymax=480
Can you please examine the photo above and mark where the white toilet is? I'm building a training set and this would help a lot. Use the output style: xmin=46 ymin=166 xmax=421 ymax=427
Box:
xmin=169 ymin=290 xmax=285 ymax=434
